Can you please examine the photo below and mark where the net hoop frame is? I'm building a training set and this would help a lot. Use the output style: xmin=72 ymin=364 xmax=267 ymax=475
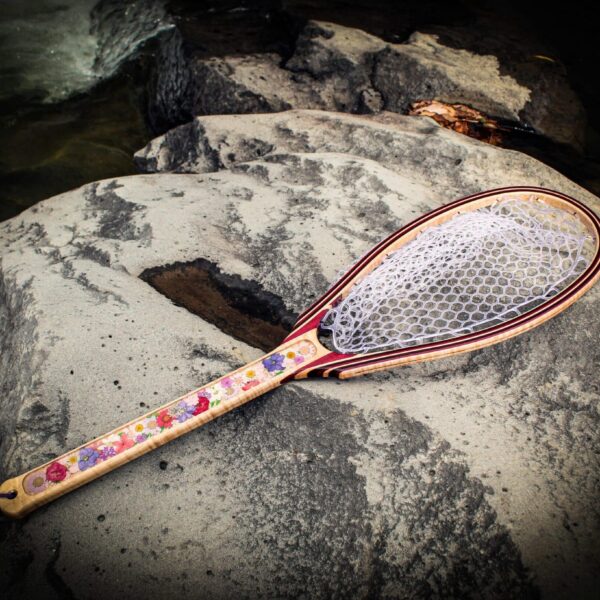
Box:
xmin=283 ymin=186 xmax=600 ymax=380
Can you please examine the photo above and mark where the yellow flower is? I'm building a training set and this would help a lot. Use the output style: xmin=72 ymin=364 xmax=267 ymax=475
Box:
xmin=246 ymin=369 xmax=255 ymax=378
xmin=135 ymin=423 xmax=144 ymax=432
xmin=68 ymin=456 xmax=77 ymax=464
xmin=286 ymin=351 xmax=296 ymax=359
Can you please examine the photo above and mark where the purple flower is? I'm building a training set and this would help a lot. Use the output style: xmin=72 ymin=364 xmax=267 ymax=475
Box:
xmin=78 ymin=447 xmax=100 ymax=471
xmin=262 ymin=353 xmax=285 ymax=373
xmin=174 ymin=400 xmax=196 ymax=423
xmin=135 ymin=433 xmax=147 ymax=443
xmin=99 ymin=446 xmax=116 ymax=461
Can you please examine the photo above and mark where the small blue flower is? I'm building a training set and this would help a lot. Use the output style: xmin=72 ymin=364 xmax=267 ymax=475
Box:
xmin=78 ymin=447 xmax=100 ymax=471
xmin=262 ymin=353 xmax=285 ymax=373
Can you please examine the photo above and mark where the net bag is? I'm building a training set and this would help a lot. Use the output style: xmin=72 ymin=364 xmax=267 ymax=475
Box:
xmin=321 ymin=199 xmax=594 ymax=354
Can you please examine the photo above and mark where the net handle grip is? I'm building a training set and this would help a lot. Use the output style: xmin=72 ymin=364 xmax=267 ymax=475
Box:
xmin=0 ymin=336 xmax=327 ymax=518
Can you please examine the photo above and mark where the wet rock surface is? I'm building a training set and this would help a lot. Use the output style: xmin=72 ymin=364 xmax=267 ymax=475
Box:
xmin=1 ymin=110 xmax=600 ymax=599
xmin=149 ymin=18 xmax=585 ymax=150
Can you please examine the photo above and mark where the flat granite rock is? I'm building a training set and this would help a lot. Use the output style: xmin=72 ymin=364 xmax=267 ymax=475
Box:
xmin=149 ymin=19 xmax=585 ymax=149
xmin=1 ymin=110 xmax=599 ymax=599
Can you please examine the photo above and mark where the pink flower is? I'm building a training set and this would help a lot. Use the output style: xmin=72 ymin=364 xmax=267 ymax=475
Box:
xmin=25 ymin=473 xmax=47 ymax=494
xmin=242 ymin=379 xmax=259 ymax=391
xmin=114 ymin=434 xmax=135 ymax=454
xmin=46 ymin=461 xmax=68 ymax=482
xmin=220 ymin=377 xmax=233 ymax=388
xmin=294 ymin=356 xmax=305 ymax=364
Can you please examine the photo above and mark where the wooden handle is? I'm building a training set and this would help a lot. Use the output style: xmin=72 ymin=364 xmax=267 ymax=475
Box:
xmin=0 ymin=337 xmax=319 ymax=518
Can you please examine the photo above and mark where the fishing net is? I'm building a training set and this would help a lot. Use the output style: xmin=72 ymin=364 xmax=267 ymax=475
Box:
xmin=321 ymin=199 xmax=595 ymax=354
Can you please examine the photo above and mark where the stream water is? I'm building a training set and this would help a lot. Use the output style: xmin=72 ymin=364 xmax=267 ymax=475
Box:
xmin=0 ymin=0 xmax=172 ymax=220
xmin=1 ymin=0 xmax=599 ymax=221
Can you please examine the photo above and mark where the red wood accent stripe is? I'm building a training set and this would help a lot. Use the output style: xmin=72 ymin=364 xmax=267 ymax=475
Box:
xmin=281 ymin=350 xmax=352 ymax=383
xmin=283 ymin=310 xmax=329 ymax=343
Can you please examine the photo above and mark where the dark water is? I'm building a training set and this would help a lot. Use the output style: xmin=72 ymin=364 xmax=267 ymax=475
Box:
xmin=1 ymin=0 xmax=599 ymax=221
xmin=0 ymin=0 xmax=170 ymax=220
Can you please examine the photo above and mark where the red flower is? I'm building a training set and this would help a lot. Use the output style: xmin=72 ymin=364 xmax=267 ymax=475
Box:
xmin=157 ymin=409 xmax=174 ymax=429
xmin=242 ymin=379 xmax=259 ymax=391
xmin=193 ymin=396 xmax=210 ymax=415
xmin=46 ymin=461 xmax=68 ymax=482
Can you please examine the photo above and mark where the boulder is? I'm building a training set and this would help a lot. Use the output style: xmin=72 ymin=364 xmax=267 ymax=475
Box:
xmin=135 ymin=108 xmax=583 ymax=201
xmin=1 ymin=110 xmax=599 ymax=599
xmin=149 ymin=19 xmax=585 ymax=149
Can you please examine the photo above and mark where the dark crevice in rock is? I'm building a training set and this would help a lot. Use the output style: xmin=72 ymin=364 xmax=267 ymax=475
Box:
xmin=0 ymin=525 xmax=34 ymax=590
xmin=140 ymin=258 xmax=297 ymax=351
xmin=147 ymin=28 xmax=194 ymax=132
xmin=44 ymin=533 xmax=77 ymax=600
xmin=417 ymin=18 xmax=587 ymax=151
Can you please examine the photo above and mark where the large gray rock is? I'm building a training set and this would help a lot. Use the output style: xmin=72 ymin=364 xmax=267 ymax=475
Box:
xmin=134 ymin=108 xmax=584 ymax=202
xmin=1 ymin=110 xmax=599 ymax=599
xmin=149 ymin=19 xmax=585 ymax=149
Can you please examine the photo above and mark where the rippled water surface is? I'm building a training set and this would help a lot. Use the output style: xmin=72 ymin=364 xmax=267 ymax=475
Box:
xmin=0 ymin=0 xmax=99 ymax=104
xmin=0 ymin=0 xmax=171 ymax=103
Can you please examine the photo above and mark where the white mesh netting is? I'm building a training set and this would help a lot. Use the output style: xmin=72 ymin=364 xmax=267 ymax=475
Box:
xmin=321 ymin=199 xmax=595 ymax=354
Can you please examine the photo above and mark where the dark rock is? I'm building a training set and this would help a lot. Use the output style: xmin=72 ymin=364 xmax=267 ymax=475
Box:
xmin=146 ymin=18 xmax=584 ymax=149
